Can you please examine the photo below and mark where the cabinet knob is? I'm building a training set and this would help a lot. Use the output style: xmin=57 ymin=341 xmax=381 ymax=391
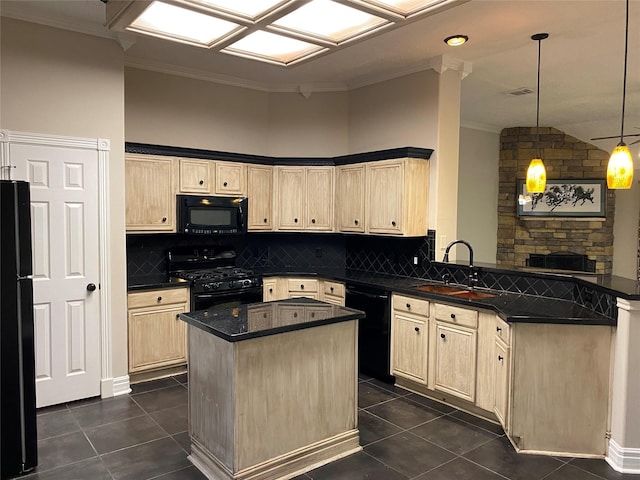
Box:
xmin=269 ymin=288 xmax=273 ymax=293
xmin=440 ymin=333 xmax=446 ymax=339
xmin=496 ymin=327 xmax=502 ymax=332
xmin=450 ymin=313 xmax=456 ymax=319
xmin=414 ymin=326 xmax=420 ymax=333
xmin=223 ymin=181 xmax=228 ymax=187
xmin=311 ymin=218 xmax=316 ymax=224
xmin=176 ymin=314 xmax=180 ymax=319
xmin=391 ymin=221 xmax=396 ymax=227
xmin=498 ymin=355 xmax=504 ymax=361
xmin=293 ymin=312 xmax=298 ymax=318
xmin=330 ymin=287 xmax=334 ymax=292
xmin=157 ymin=296 xmax=162 ymax=302
xmin=264 ymin=218 xmax=268 ymax=223
xmin=199 ymin=179 xmax=204 ymax=185
xmin=354 ymin=219 xmax=359 ymax=225
xmin=406 ymin=303 xmax=411 ymax=309
xmin=300 ymin=284 xmax=304 ymax=289
xmin=294 ymin=218 xmax=298 ymax=223
xmin=161 ymin=217 xmax=167 ymax=223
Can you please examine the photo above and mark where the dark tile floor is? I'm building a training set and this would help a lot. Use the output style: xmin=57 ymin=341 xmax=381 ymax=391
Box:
xmin=18 ymin=374 xmax=640 ymax=480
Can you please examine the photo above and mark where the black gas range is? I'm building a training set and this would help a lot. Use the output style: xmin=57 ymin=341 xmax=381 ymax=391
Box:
xmin=168 ymin=247 xmax=263 ymax=310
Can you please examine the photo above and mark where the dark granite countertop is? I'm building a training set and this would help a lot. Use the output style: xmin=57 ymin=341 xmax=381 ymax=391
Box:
xmin=128 ymin=275 xmax=188 ymax=291
xmin=179 ymin=297 xmax=365 ymax=342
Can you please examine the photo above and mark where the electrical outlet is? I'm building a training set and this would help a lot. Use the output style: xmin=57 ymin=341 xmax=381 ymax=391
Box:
xmin=413 ymin=256 xmax=419 ymax=265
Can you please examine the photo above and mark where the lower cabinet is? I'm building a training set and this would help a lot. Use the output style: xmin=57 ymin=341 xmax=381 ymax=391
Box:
xmin=493 ymin=336 xmax=510 ymax=429
xmin=320 ymin=280 xmax=345 ymax=306
xmin=391 ymin=294 xmax=429 ymax=384
xmin=127 ymin=287 xmax=189 ymax=374
xmin=262 ymin=277 xmax=345 ymax=305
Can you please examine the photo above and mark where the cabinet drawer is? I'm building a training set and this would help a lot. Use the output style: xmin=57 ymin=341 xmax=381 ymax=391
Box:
xmin=392 ymin=294 xmax=429 ymax=317
xmin=495 ymin=317 xmax=511 ymax=345
xmin=287 ymin=278 xmax=319 ymax=293
xmin=434 ymin=303 xmax=478 ymax=329
xmin=323 ymin=281 xmax=345 ymax=298
xmin=128 ymin=288 xmax=189 ymax=309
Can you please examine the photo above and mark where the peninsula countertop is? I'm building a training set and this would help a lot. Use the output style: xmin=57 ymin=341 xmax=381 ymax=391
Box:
xmin=179 ymin=297 xmax=365 ymax=342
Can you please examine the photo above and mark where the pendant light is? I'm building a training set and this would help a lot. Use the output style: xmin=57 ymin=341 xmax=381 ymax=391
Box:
xmin=607 ymin=0 xmax=634 ymax=189
xmin=526 ymin=33 xmax=548 ymax=193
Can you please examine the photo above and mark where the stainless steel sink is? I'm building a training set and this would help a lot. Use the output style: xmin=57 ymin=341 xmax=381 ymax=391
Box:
xmin=414 ymin=284 xmax=496 ymax=299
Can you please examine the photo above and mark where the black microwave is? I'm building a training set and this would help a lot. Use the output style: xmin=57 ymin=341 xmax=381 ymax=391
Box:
xmin=177 ymin=195 xmax=248 ymax=235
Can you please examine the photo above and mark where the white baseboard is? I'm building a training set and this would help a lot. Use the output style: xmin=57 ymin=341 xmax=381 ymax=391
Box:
xmin=607 ymin=439 xmax=640 ymax=473
xmin=113 ymin=375 xmax=132 ymax=396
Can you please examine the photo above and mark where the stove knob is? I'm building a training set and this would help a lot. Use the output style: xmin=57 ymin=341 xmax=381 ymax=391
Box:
xmin=243 ymin=279 xmax=251 ymax=286
xmin=203 ymin=284 xmax=211 ymax=290
xmin=212 ymin=282 xmax=220 ymax=290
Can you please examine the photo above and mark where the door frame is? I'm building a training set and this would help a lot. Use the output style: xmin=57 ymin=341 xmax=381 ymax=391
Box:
xmin=0 ymin=129 xmax=121 ymax=399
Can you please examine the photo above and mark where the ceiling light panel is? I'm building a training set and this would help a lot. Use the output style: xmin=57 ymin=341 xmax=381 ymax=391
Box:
xmin=223 ymin=30 xmax=326 ymax=64
xmin=192 ymin=0 xmax=290 ymax=20
xmin=358 ymin=0 xmax=450 ymax=16
xmin=272 ymin=0 xmax=389 ymax=43
xmin=129 ymin=1 xmax=242 ymax=47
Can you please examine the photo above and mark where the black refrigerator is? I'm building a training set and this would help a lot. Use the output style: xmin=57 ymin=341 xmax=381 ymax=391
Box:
xmin=1 ymin=180 xmax=38 ymax=478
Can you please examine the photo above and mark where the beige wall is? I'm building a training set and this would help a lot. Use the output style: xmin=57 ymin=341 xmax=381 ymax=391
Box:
xmin=0 ymin=18 xmax=128 ymax=379
xmin=458 ymin=127 xmax=500 ymax=263
xmin=612 ymin=175 xmax=640 ymax=280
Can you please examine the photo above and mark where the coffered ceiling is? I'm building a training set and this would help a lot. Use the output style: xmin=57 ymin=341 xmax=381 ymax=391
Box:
xmin=2 ymin=0 xmax=639 ymax=159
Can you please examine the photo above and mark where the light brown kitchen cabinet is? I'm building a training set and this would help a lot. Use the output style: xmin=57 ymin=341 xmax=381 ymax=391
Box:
xmin=321 ymin=280 xmax=345 ymax=306
xmin=215 ymin=161 xmax=246 ymax=196
xmin=493 ymin=336 xmax=510 ymax=429
xmin=125 ymin=154 xmax=177 ymax=232
xmin=430 ymin=303 xmax=478 ymax=403
xmin=178 ymin=158 xmax=212 ymax=194
xmin=286 ymin=278 xmax=319 ymax=300
xmin=366 ymin=158 xmax=429 ymax=236
xmin=127 ymin=287 xmax=189 ymax=374
xmin=391 ymin=294 xmax=430 ymax=384
xmin=247 ymin=165 xmax=273 ymax=231
xmin=475 ymin=312 xmax=501 ymax=412
xmin=263 ymin=277 xmax=279 ymax=302
xmin=275 ymin=166 xmax=334 ymax=231
xmin=336 ymin=164 xmax=366 ymax=233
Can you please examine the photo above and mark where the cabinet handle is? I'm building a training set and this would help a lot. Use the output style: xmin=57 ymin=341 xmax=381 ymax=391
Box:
xmin=311 ymin=218 xmax=316 ymax=224
xmin=300 ymin=284 xmax=304 ymax=289
xmin=414 ymin=326 xmax=420 ymax=333
xmin=406 ymin=303 xmax=411 ymax=309
xmin=263 ymin=313 xmax=267 ymax=319
xmin=176 ymin=314 xmax=180 ymax=319
xmin=498 ymin=355 xmax=504 ymax=361
xmin=354 ymin=219 xmax=359 ymax=225
xmin=293 ymin=312 xmax=298 ymax=318
xmin=496 ymin=327 xmax=502 ymax=332
xmin=311 ymin=313 xmax=315 ymax=318
xmin=330 ymin=287 xmax=334 ymax=292
xmin=269 ymin=288 xmax=273 ymax=293
xmin=294 ymin=218 xmax=298 ymax=223
xmin=440 ymin=333 xmax=446 ymax=339
xmin=157 ymin=296 xmax=162 ymax=302
xmin=223 ymin=181 xmax=228 ymax=187
xmin=450 ymin=313 xmax=456 ymax=319
xmin=199 ymin=179 xmax=204 ymax=185
xmin=161 ymin=217 xmax=167 ymax=223
xmin=391 ymin=221 xmax=396 ymax=226
xmin=264 ymin=218 xmax=268 ymax=223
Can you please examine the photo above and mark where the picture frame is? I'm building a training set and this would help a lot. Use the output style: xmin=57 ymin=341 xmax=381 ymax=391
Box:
xmin=517 ymin=179 xmax=607 ymax=217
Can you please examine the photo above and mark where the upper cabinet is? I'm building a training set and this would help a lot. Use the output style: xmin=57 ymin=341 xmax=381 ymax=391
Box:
xmin=125 ymin=154 xmax=177 ymax=232
xmin=336 ymin=164 xmax=365 ymax=233
xmin=366 ymin=158 xmax=429 ymax=236
xmin=215 ymin=161 xmax=246 ymax=196
xmin=247 ymin=165 xmax=273 ymax=231
xmin=275 ymin=166 xmax=334 ymax=232
xmin=178 ymin=158 xmax=212 ymax=194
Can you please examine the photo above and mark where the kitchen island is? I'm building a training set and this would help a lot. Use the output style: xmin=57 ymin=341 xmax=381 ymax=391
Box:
xmin=179 ymin=298 xmax=365 ymax=480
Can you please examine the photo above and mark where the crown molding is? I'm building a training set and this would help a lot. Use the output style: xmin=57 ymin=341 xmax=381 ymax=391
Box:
xmin=426 ymin=54 xmax=473 ymax=79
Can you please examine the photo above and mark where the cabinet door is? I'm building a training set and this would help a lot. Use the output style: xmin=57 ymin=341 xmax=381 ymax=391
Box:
xmin=276 ymin=167 xmax=305 ymax=229
xmin=305 ymin=167 xmax=334 ymax=230
xmin=215 ymin=161 xmax=246 ymax=196
xmin=367 ymin=160 xmax=403 ymax=234
xmin=128 ymin=304 xmax=187 ymax=373
xmin=263 ymin=278 xmax=279 ymax=301
xmin=125 ymin=154 xmax=176 ymax=232
xmin=179 ymin=158 xmax=211 ymax=194
xmin=433 ymin=321 xmax=477 ymax=402
xmin=391 ymin=313 xmax=428 ymax=383
xmin=336 ymin=164 xmax=365 ymax=232
xmin=247 ymin=165 xmax=273 ymax=231
xmin=494 ymin=338 xmax=510 ymax=431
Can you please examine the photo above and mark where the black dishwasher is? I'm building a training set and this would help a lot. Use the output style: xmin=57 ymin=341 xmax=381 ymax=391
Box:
xmin=345 ymin=284 xmax=394 ymax=383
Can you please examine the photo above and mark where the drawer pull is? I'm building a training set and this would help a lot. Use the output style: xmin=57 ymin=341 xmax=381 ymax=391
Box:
xmin=440 ymin=333 xmax=446 ymax=339
xmin=294 ymin=218 xmax=298 ymax=223
xmin=450 ymin=313 xmax=456 ymax=319
xmin=161 ymin=217 xmax=167 ymax=223
xmin=157 ymin=296 xmax=162 ymax=302
xmin=300 ymin=284 xmax=304 ymax=289
xmin=406 ymin=303 xmax=411 ymax=309
xmin=223 ymin=181 xmax=228 ymax=187
xmin=176 ymin=314 xmax=180 ymax=319
xmin=496 ymin=326 xmax=502 ymax=332
xmin=391 ymin=221 xmax=396 ymax=226
xmin=264 ymin=218 xmax=268 ymax=223
xmin=498 ymin=355 xmax=504 ymax=361
xmin=293 ymin=312 xmax=298 ymax=318
xmin=330 ymin=287 xmax=334 ymax=292
xmin=199 ymin=179 xmax=204 ymax=185
xmin=354 ymin=219 xmax=359 ymax=225
xmin=311 ymin=218 xmax=316 ymax=224
xmin=414 ymin=326 xmax=420 ymax=333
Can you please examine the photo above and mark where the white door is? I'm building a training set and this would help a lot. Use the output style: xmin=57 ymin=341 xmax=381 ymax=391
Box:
xmin=12 ymin=143 xmax=101 ymax=407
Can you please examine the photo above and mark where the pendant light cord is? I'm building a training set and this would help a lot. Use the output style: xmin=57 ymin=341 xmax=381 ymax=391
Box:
xmin=620 ymin=0 xmax=629 ymax=143
xmin=536 ymin=37 xmax=542 ymax=158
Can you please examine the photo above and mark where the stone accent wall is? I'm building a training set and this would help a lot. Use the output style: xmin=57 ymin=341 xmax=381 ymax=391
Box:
xmin=497 ymin=127 xmax=616 ymax=274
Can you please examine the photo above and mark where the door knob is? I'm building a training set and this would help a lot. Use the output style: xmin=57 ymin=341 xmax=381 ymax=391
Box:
xmin=86 ymin=283 xmax=97 ymax=292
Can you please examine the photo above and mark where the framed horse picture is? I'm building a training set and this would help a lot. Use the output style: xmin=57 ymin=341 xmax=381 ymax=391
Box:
xmin=517 ymin=179 xmax=607 ymax=217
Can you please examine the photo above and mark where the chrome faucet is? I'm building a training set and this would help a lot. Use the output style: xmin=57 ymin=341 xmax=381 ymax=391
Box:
xmin=442 ymin=240 xmax=478 ymax=289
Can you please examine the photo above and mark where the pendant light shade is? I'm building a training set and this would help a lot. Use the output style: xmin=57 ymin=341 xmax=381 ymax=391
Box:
xmin=526 ymin=33 xmax=548 ymax=194
xmin=607 ymin=0 xmax=634 ymax=189
xmin=608 ymin=143 xmax=633 ymax=189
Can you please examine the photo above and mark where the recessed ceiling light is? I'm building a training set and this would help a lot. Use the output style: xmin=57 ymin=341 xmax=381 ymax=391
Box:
xmin=223 ymin=30 xmax=326 ymax=64
xmin=444 ymin=34 xmax=468 ymax=46
xmin=272 ymin=0 xmax=389 ymax=43
xmin=129 ymin=1 xmax=241 ymax=47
